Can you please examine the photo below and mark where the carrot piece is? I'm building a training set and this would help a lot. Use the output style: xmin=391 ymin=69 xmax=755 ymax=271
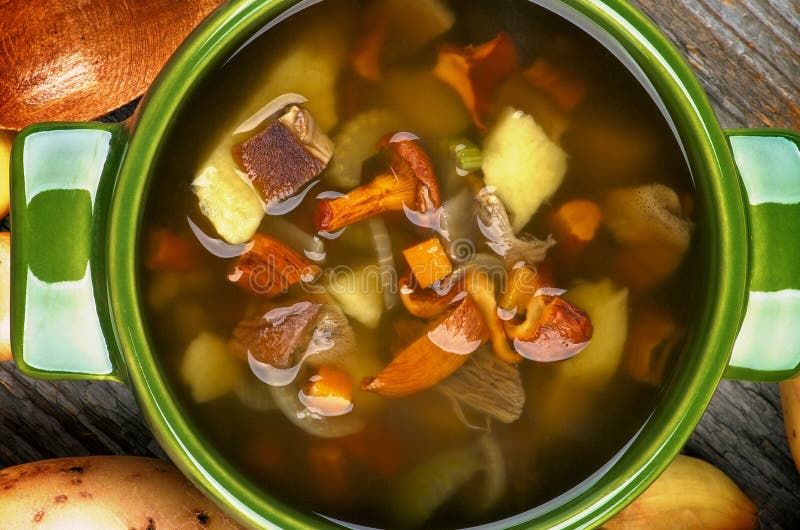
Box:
xmin=549 ymin=200 xmax=603 ymax=253
xmin=434 ymin=32 xmax=519 ymax=130
xmin=362 ymin=296 xmax=487 ymax=397
xmin=308 ymin=444 xmax=350 ymax=506
xmin=228 ymin=234 xmax=321 ymax=298
xmin=304 ymin=366 xmax=354 ymax=402
xmin=623 ymin=307 xmax=681 ymax=386
xmin=351 ymin=13 xmax=389 ymax=81
xmin=402 ymin=237 xmax=452 ymax=289
xmin=145 ymin=229 xmax=199 ymax=272
xmin=342 ymin=426 xmax=407 ymax=480
xmin=523 ymin=58 xmax=588 ymax=113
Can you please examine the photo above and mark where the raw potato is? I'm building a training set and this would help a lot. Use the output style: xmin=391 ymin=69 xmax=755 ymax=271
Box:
xmin=482 ymin=107 xmax=567 ymax=232
xmin=494 ymin=75 xmax=570 ymax=142
xmin=235 ymin=3 xmax=355 ymax=133
xmin=326 ymin=266 xmax=384 ymax=329
xmin=0 ymin=130 xmax=12 ymax=218
xmin=0 ymin=456 xmax=243 ymax=529
xmin=378 ymin=0 xmax=454 ymax=58
xmin=604 ymin=455 xmax=757 ymax=530
xmin=327 ymin=109 xmax=404 ymax=189
xmin=560 ymin=279 xmax=629 ymax=389
xmin=0 ymin=232 xmax=9 ymax=361
xmin=192 ymin=142 xmax=264 ymax=244
xmin=382 ymin=69 xmax=470 ymax=138
xmin=180 ymin=332 xmax=242 ymax=403
xmin=780 ymin=375 xmax=800 ymax=474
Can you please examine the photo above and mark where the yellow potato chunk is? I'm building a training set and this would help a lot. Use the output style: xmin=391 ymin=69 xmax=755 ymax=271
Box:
xmin=180 ymin=332 xmax=242 ymax=403
xmin=482 ymin=107 xmax=567 ymax=232
xmin=559 ymin=279 xmax=629 ymax=389
xmin=326 ymin=266 xmax=384 ymax=329
xmin=192 ymin=142 xmax=264 ymax=245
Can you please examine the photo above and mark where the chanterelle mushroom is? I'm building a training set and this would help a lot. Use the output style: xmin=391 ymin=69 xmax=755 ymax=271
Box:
xmin=315 ymin=134 xmax=441 ymax=233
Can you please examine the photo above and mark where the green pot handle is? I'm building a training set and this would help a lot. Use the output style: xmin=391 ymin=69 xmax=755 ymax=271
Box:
xmin=10 ymin=122 xmax=129 ymax=383
xmin=725 ymin=128 xmax=800 ymax=382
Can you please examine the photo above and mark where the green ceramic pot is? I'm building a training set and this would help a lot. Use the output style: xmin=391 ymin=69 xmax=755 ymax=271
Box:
xmin=8 ymin=0 xmax=800 ymax=528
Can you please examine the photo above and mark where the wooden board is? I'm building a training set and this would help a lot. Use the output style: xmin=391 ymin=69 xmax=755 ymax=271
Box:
xmin=1 ymin=1 xmax=798 ymax=527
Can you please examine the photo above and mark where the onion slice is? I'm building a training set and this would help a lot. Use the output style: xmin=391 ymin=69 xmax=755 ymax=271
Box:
xmin=233 ymin=93 xmax=308 ymax=136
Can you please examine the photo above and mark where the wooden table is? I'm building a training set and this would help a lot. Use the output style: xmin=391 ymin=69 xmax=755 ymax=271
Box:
xmin=1 ymin=1 xmax=798 ymax=528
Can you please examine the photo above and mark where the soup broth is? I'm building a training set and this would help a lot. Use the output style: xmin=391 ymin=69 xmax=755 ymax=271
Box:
xmin=142 ymin=0 xmax=697 ymax=527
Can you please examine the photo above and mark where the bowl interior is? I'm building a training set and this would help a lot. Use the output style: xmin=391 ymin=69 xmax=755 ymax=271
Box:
xmin=109 ymin=0 xmax=747 ymax=528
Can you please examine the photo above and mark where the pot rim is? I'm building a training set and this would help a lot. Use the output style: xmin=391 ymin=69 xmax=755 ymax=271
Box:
xmin=107 ymin=0 xmax=747 ymax=528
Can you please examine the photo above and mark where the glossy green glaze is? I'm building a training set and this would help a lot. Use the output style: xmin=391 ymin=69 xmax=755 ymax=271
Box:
xmin=10 ymin=123 xmax=129 ymax=383
xmin=7 ymin=0 xmax=800 ymax=528
xmin=725 ymin=129 xmax=800 ymax=382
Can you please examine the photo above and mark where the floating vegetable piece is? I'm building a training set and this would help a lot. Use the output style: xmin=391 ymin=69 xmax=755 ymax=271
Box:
xmin=308 ymin=444 xmax=351 ymax=507
xmin=180 ymin=332 xmax=242 ymax=403
xmin=438 ymin=346 xmax=525 ymax=424
xmin=434 ymin=32 xmax=519 ymax=130
xmin=389 ymin=434 xmax=505 ymax=527
xmin=351 ymin=11 xmax=389 ymax=81
xmin=603 ymin=184 xmax=691 ymax=250
xmin=483 ymin=107 xmax=568 ymax=232
xmin=559 ymin=279 xmax=628 ymax=388
xmin=475 ymin=186 xmax=556 ymax=266
xmin=192 ymin=143 xmax=265 ymax=245
xmin=233 ymin=93 xmax=309 ymax=136
xmin=229 ymin=301 xmax=324 ymax=366
xmin=399 ymin=274 xmax=463 ymax=319
xmin=498 ymin=264 xmax=547 ymax=315
xmin=304 ymin=365 xmax=354 ymax=403
xmin=232 ymin=3 xmax=355 ymax=133
xmin=270 ymin=382 xmax=365 ymax=438
xmin=327 ymin=264 xmax=385 ymax=329
xmin=370 ymin=217 xmax=400 ymax=311
xmin=495 ymin=75 xmax=570 ymax=142
xmin=623 ymin=307 xmax=681 ymax=386
xmin=234 ymin=374 xmax=278 ymax=412
xmin=390 ymin=444 xmax=481 ymax=527
xmin=239 ymin=106 xmax=334 ymax=207
xmin=464 ymin=270 xmax=521 ymax=364
xmin=403 ymin=237 xmax=453 ymax=289
xmin=604 ymin=184 xmax=692 ymax=291
xmin=504 ymin=294 xmax=593 ymax=362
xmin=382 ymin=69 xmax=470 ymax=137
xmin=228 ymin=234 xmax=321 ymax=298
xmin=362 ymin=296 xmax=487 ymax=397
xmin=604 ymin=455 xmax=757 ymax=530
xmin=523 ymin=58 xmax=588 ymax=113
xmin=374 ymin=0 xmax=454 ymax=59
xmin=549 ymin=199 xmax=603 ymax=254
xmin=327 ymin=109 xmax=403 ymax=189
xmin=145 ymin=228 xmax=199 ymax=271
xmin=315 ymin=136 xmax=441 ymax=233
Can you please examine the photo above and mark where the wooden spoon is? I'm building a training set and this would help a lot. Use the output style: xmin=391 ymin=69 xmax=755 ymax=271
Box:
xmin=0 ymin=0 xmax=223 ymax=131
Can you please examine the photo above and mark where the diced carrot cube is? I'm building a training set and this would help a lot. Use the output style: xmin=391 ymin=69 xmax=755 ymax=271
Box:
xmin=523 ymin=58 xmax=588 ymax=113
xmin=402 ymin=237 xmax=452 ymax=289
xmin=145 ymin=228 xmax=198 ymax=271
xmin=549 ymin=200 xmax=603 ymax=246
xmin=305 ymin=366 xmax=353 ymax=402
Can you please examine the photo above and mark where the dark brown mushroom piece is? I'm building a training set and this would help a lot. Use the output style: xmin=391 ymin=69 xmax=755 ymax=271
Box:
xmin=239 ymin=105 xmax=334 ymax=206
